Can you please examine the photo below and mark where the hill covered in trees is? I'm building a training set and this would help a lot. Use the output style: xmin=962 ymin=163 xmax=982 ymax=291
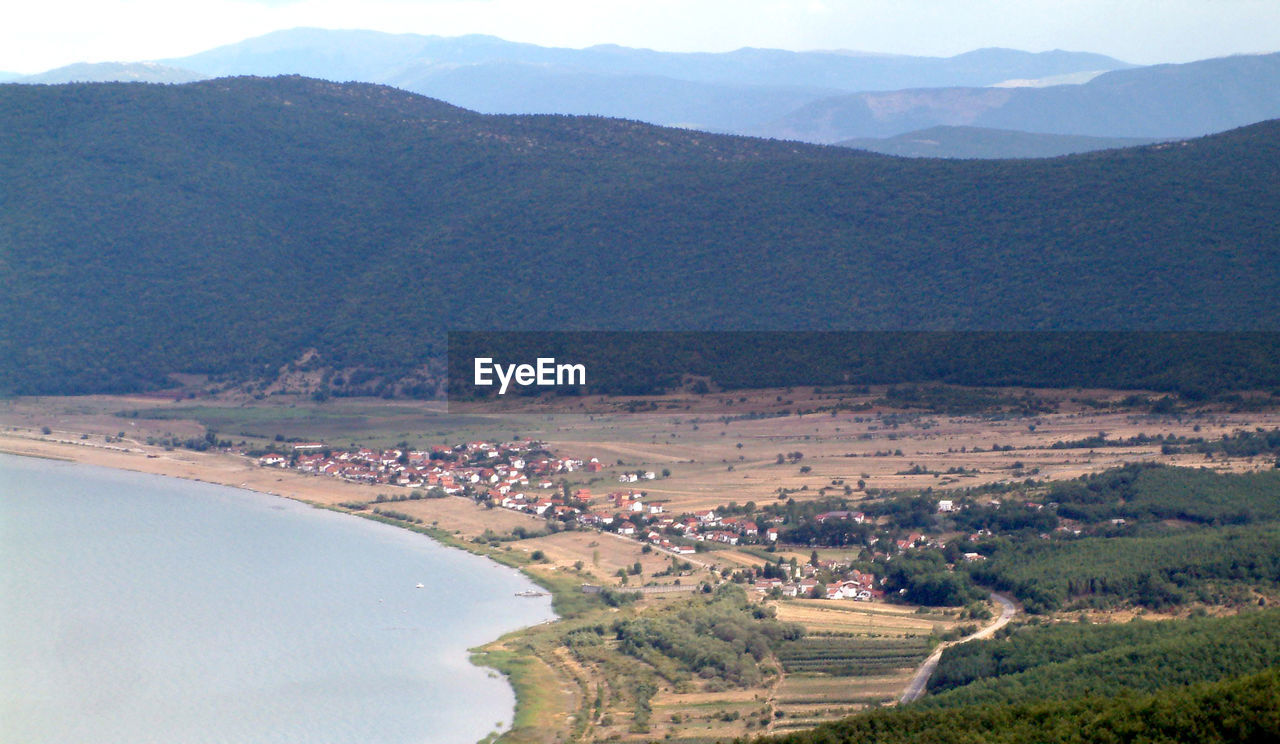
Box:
xmin=741 ymin=611 xmax=1280 ymax=744
xmin=923 ymin=610 xmax=1280 ymax=707
xmin=741 ymin=667 xmax=1280 ymax=744
xmin=1 ymin=77 xmax=1278 ymax=395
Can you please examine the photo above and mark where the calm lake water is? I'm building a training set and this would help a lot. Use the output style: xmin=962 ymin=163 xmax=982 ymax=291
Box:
xmin=0 ymin=453 xmax=555 ymax=744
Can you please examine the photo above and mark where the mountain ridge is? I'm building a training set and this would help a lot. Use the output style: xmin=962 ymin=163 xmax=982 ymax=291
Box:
xmin=1 ymin=76 xmax=1277 ymax=394
xmin=164 ymin=28 xmax=1132 ymax=91
xmin=16 ymin=30 xmax=1277 ymax=155
xmin=14 ymin=61 xmax=207 ymax=85
xmin=13 ymin=31 xmax=1279 ymax=153
xmin=838 ymin=126 xmax=1163 ymax=158
xmin=148 ymin=28 xmax=1138 ymax=138
xmin=761 ymin=52 xmax=1280 ymax=141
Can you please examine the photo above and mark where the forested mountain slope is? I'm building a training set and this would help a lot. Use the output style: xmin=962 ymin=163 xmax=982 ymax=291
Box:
xmin=923 ymin=610 xmax=1280 ymax=708
xmin=742 ymin=668 xmax=1280 ymax=744
xmin=1 ymin=77 xmax=1278 ymax=394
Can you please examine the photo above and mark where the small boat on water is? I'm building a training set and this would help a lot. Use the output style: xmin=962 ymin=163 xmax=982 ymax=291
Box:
xmin=415 ymin=583 xmax=425 ymax=589
xmin=515 ymin=589 xmax=547 ymax=597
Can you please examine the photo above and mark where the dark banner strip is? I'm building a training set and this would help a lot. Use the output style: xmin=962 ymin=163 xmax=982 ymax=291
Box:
xmin=446 ymin=331 xmax=1280 ymax=413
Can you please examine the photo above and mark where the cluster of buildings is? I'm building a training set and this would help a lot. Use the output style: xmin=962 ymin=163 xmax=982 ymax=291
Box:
xmin=572 ymin=491 xmax=779 ymax=555
xmin=258 ymin=439 xmax=912 ymax=603
xmin=257 ymin=441 xmax=784 ymax=554
xmin=257 ymin=439 xmax=586 ymax=494
xmin=753 ymin=562 xmax=884 ymax=601
xmin=667 ymin=510 xmax=779 ymax=546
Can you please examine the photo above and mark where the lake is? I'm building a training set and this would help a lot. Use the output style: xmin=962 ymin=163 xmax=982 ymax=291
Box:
xmin=0 ymin=453 xmax=555 ymax=743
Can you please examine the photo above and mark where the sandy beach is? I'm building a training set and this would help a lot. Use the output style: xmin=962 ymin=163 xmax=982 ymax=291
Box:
xmin=0 ymin=429 xmax=557 ymax=540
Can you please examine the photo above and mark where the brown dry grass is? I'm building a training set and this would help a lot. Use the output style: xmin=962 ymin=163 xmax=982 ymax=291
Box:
xmin=507 ymin=529 xmax=688 ymax=587
xmin=772 ymin=600 xmax=951 ymax=637
xmin=384 ymin=496 xmax=545 ymax=535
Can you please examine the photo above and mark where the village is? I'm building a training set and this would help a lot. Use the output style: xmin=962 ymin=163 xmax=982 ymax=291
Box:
xmin=254 ymin=438 xmax=901 ymax=602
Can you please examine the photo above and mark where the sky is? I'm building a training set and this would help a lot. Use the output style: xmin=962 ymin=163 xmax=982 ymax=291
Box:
xmin=4 ymin=0 xmax=1279 ymax=75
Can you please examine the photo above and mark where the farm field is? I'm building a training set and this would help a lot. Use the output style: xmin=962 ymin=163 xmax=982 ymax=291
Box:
xmin=773 ymin=600 xmax=956 ymax=636
xmin=760 ymin=598 xmax=967 ymax=732
xmin=532 ymin=589 xmax=971 ymax=744
xmin=771 ymin=675 xmax=909 ymax=732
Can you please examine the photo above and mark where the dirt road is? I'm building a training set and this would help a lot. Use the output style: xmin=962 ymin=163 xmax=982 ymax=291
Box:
xmin=899 ymin=592 xmax=1017 ymax=704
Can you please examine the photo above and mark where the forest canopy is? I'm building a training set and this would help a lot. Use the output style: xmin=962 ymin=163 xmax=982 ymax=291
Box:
xmin=2 ymin=78 xmax=1278 ymax=395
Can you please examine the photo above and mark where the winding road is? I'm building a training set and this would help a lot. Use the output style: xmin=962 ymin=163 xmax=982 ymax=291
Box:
xmin=899 ymin=592 xmax=1017 ymax=704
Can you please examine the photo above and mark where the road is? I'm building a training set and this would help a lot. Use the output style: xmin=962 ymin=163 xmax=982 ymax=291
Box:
xmin=898 ymin=592 xmax=1016 ymax=704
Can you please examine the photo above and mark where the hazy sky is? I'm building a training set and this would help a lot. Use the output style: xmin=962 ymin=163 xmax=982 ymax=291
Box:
xmin=5 ymin=0 xmax=1279 ymax=74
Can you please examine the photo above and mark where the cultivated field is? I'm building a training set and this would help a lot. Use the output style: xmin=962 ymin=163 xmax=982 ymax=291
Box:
xmin=761 ymin=598 xmax=967 ymax=733
xmin=773 ymin=599 xmax=956 ymax=636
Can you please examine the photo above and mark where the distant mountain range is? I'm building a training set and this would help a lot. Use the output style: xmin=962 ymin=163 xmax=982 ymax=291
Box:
xmin=839 ymin=127 xmax=1162 ymax=159
xmin=761 ymin=53 xmax=1280 ymax=142
xmin=158 ymin=29 xmax=1134 ymax=138
xmin=9 ymin=29 xmax=1137 ymax=144
xmin=14 ymin=61 xmax=206 ymax=85
xmin=164 ymin=28 xmax=1130 ymax=93
xmin=2 ymin=77 xmax=1277 ymax=394
xmin=10 ymin=29 xmax=1278 ymax=157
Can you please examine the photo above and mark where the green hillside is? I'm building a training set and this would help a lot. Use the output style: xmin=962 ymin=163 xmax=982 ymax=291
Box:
xmin=1 ymin=77 xmax=1278 ymax=394
xmin=924 ymin=610 xmax=1280 ymax=707
xmin=742 ymin=668 xmax=1280 ymax=744
xmin=966 ymin=522 xmax=1280 ymax=613
xmin=1047 ymin=465 xmax=1280 ymax=525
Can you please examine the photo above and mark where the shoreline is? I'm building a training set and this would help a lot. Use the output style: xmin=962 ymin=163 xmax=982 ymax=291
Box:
xmin=0 ymin=431 xmax=383 ymax=504
xmin=0 ymin=430 xmax=567 ymax=743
